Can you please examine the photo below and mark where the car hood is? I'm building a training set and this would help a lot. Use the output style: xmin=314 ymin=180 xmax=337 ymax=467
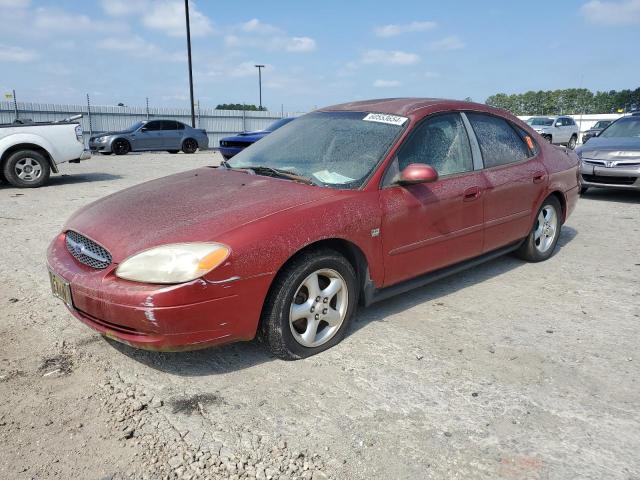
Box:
xmin=63 ymin=167 xmax=335 ymax=262
xmin=222 ymin=131 xmax=269 ymax=143
xmin=577 ymin=136 xmax=640 ymax=158
xmin=90 ymin=130 xmax=131 ymax=139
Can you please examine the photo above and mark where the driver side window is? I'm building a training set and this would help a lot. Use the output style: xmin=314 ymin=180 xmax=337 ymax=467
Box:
xmin=396 ymin=113 xmax=473 ymax=176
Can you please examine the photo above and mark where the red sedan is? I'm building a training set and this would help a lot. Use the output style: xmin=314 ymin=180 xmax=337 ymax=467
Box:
xmin=47 ymin=99 xmax=579 ymax=359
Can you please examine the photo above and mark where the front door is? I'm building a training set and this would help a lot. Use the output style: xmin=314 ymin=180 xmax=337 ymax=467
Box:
xmin=465 ymin=112 xmax=546 ymax=252
xmin=379 ymin=112 xmax=486 ymax=286
xmin=134 ymin=120 xmax=163 ymax=150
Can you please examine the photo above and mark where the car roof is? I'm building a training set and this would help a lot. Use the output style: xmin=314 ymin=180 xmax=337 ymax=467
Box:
xmin=319 ymin=97 xmax=497 ymax=118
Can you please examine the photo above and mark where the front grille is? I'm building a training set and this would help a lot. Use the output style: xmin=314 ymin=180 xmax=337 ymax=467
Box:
xmin=582 ymin=174 xmax=637 ymax=185
xmin=65 ymin=230 xmax=112 ymax=269
xmin=221 ymin=140 xmax=250 ymax=148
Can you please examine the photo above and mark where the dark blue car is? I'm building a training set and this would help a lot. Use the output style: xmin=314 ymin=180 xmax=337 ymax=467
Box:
xmin=218 ymin=117 xmax=295 ymax=159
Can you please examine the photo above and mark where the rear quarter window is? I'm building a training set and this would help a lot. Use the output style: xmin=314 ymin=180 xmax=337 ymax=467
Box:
xmin=467 ymin=113 xmax=530 ymax=168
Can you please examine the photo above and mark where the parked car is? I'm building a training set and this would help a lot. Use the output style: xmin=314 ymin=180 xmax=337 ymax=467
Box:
xmin=218 ymin=117 xmax=295 ymax=159
xmin=576 ymin=114 xmax=640 ymax=193
xmin=581 ymin=120 xmax=613 ymax=144
xmin=526 ymin=116 xmax=579 ymax=149
xmin=0 ymin=115 xmax=90 ymax=188
xmin=47 ymin=99 xmax=579 ymax=359
xmin=89 ymin=120 xmax=208 ymax=155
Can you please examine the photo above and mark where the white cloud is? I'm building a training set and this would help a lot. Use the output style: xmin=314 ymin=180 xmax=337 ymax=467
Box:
xmin=373 ymin=79 xmax=402 ymax=88
xmin=99 ymin=0 xmax=147 ymax=16
xmin=225 ymin=19 xmax=316 ymax=53
xmin=142 ymin=1 xmax=213 ymax=37
xmin=429 ymin=35 xmax=465 ymax=51
xmin=33 ymin=7 xmax=94 ymax=32
xmin=581 ymin=0 xmax=640 ymax=24
xmin=0 ymin=44 xmax=37 ymax=63
xmin=97 ymin=35 xmax=160 ymax=57
xmin=0 ymin=0 xmax=30 ymax=8
xmin=361 ymin=49 xmax=420 ymax=65
xmin=375 ymin=21 xmax=437 ymax=37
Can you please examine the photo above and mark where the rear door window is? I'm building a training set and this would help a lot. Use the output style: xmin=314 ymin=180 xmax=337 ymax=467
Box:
xmin=467 ymin=113 xmax=530 ymax=168
xmin=161 ymin=121 xmax=179 ymax=130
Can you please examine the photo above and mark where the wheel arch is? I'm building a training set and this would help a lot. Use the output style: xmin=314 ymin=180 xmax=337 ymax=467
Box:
xmin=548 ymin=190 xmax=567 ymax=223
xmin=0 ymin=143 xmax=57 ymax=173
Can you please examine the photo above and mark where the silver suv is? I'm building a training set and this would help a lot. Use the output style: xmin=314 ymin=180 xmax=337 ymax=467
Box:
xmin=527 ymin=116 xmax=579 ymax=149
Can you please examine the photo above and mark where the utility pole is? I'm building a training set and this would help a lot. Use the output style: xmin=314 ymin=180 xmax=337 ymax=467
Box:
xmin=184 ymin=0 xmax=195 ymax=127
xmin=255 ymin=65 xmax=265 ymax=110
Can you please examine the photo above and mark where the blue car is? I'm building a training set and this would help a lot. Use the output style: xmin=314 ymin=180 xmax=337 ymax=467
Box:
xmin=218 ymin=117 xmax=295 ymax=159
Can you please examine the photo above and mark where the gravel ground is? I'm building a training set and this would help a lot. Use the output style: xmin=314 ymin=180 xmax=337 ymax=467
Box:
xmin=0 ymin=152 xmax=639 ymax=480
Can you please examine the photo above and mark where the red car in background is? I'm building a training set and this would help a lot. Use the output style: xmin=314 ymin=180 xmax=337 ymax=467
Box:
xmin=47 ymin=98 xmax=579 ymax=359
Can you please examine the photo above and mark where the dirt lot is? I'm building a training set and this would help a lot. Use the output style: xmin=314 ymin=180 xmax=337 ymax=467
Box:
xmin=0 ymin=151 xmax=638 ymax=480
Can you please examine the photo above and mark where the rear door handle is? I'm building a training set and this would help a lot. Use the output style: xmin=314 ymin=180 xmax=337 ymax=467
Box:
xmin=463 ymin=186 xmax=481 ymax=202
xmin=533 ymin=171 xmax=546 ymax=184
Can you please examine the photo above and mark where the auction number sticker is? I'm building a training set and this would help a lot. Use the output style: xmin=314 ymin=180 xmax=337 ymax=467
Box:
xmin=363 ymin=113 xmax=408 ymax=126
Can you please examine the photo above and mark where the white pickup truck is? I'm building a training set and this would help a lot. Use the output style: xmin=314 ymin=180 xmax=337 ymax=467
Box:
xmin=0 ymin=115 xmax=91 ymax=188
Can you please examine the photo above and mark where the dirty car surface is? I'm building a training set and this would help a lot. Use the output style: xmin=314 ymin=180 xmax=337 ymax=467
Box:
xmin=47 ymin=98 xmax=580 ymax=359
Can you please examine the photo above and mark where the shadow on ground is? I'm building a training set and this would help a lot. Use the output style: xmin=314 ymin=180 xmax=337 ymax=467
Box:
xmin=104 ymin=227 xmax=578 ymax=375
xmin=0 ymin=173 xmax=122 ymax=190
xmin=581 ymin=188 xmax=640 ymax=204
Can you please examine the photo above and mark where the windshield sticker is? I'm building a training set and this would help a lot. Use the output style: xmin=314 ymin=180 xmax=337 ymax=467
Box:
xmin=313 ymin=170 xmax=355 ymax=184
xmin=363 ymin=113 xmax=408 ymax=126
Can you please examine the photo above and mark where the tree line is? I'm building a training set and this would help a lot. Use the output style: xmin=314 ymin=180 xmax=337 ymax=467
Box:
xmin=215 ymin=103 xmax=266 ymax=111
xmin=485 ymin=87 xmax=640 ymax=116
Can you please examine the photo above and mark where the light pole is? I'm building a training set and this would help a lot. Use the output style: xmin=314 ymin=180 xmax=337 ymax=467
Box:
xmin=255 ymin=64 xmax=265 ymax=110
xmin=184 ymin=0 xmax=195 ymax=127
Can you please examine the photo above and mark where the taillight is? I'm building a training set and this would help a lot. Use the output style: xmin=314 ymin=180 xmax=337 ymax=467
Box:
xmin=75 ymin=124 xmax=83 ymax=142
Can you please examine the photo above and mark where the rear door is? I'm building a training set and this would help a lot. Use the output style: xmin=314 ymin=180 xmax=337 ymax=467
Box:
xmin=160 ymin=121 xmax=183 ymax=149
xmin=379 ymin=112 xmax=486 ymax=286
xmin=465 ymin=112 xmax=546 ymax=252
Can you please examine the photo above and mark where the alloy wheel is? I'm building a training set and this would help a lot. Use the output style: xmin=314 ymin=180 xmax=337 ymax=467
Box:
xmin=289 ymin=268 xmax=348 ymax=348
xmin=15 ymin=157 xmax=43 ymax=182
xmin=534 ymin=204 xmax=558 ymax=253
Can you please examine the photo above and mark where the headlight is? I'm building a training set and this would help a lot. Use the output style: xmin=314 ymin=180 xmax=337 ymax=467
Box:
xmin=95 ymin=136 xmax=107 ymax=143
xmin=115 ymin=243 xmax=230 ymax=284
xmin=75 ymin=125 xmax=83 ymax=142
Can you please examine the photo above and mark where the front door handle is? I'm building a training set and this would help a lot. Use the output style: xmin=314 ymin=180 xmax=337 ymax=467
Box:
xmin=463 ymin=186 xmax=481 ymax=202
xmin=533 ymin=171 xmax=546 ymax=184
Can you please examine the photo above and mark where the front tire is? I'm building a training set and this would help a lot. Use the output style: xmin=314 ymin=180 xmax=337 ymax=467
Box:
xmin=182 ymin=138 xmax=198 ymax=154
xmin=515 ymin=196 xmax=562 ymax=262
xmin=261 ymin=249 xmax=358 ymax=360
xmin=3 ymin=149 xmax=50 ymax=188
xmin=112 ymin=139 xmax=131 ymax=155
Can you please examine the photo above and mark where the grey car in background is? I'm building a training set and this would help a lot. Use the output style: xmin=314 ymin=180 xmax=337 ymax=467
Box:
xmin=577 ymin=114 xmax=640 ymax=193
xmin=89 ymin=120 xmax=209 ymax=155
xmin=526 ymin=116 xmax=580 ymax=149
xmin=582 ymin=120 xmax=613 ymax=144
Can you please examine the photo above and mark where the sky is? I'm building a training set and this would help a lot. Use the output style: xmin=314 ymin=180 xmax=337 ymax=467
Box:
xmin=0 ymin=0 xmax=639 ymax=113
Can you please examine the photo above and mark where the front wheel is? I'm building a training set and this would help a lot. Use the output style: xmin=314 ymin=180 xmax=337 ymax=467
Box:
xmin=568 ymin=135 xmax=577 ymax=150
xmin=515 ymin=196 xmax=562 ymax=262
xmin=182 ymin=139 xmax=198 ymax=154
xmin=3 ymin=149 xmax=51 ymax=188
xmin=261 ymin=249 xmax=358 ymax=360
xmin=112 ymin=139 xmax=131 ymax=155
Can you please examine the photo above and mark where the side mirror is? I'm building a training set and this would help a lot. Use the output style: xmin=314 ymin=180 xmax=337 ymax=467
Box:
xmin=555 ymin=122 xmax=562 ymax=128
xmin=397 ymin=163 xmax=438 ymax=185
xmin=140 ymin=127 xmax=148 ymax=132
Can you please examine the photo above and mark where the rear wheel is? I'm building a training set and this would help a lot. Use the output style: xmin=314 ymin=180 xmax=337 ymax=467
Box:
xmin=182 ymin=138 xmax=198 ymax=154
xmin=515 ymin=196 xmax=562 ymax=262
xmin=568 ymin=135 xmax=577 ymax=150
xmin=2 ymin=149 xmax=51 ymax=188
xmin=112 ymin=139 xmax=131 ymax=155
xmin=261 ymin=249 xmax=358 ymax=360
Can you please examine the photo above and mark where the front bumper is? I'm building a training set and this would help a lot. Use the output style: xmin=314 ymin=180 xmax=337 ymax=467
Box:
xmin=46 ymin=232 xmax=273 ymax=351
xmin=89 ymin=139 xmax=111 ymax=153
xmin=580 ymin=160 xmax=640 ymax=190
xmin=217 ymin=146 xmax=244 ymax=159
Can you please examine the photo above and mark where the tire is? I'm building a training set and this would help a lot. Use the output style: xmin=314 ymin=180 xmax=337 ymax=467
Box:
xmin=112 ymin=139 xmax=131 ymax=156
xmin=168 ymin=150 xmax=180 ymax=154
xmin=542 ymin=134 xmax=553 ymax=143
xmin=182 ymin=138 xmax=198 ymax=154
xmin=579 ymin=186 xmax=589 ymax=195
xmin=568 ymin=135 xmax=577 ymax=150
xmin=2 ymin=149 xmax=51 ymax=188
xmin=515 ymin=196 xmax=562 ymax=262
xmin=261 ymin=248 xmax=359 ymax=360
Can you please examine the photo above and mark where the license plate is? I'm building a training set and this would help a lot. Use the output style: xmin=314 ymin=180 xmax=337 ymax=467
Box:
xmin=49 ymin=270 xmax=73 ymax=307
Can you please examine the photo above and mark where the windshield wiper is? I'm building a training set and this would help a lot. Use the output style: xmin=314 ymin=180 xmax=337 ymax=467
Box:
xmin=246 ymin=165 xmax=317 ymax=185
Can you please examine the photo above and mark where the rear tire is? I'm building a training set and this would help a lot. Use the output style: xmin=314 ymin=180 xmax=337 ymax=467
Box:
xmin=568 ymin=135 xmax=577 ymax=150
xmin=261 ymin=249 xmax=358 ymax=360
xmin=3 ymin=149 xmax=50 ymax=188
xmin=112 ymin=139 xmax=131 ymax=156
xmin=182 ymin=138 xmax=198 ymax=154
xmin=515 ymin=196 xmax=562 ymax=262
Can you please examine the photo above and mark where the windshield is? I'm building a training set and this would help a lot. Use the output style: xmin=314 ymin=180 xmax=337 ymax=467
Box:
xmin=264 ymin=117 xmax=294 ymax=132
xmin=228 ymin=111 xmax=406 ymax=189
xmin=125 ymin=121 xmax=145 ymax=132
xmin=593 ymin=121 xmax=611 ymax=129
xmin=599 ymin=117 xmax=640 ymax=138
xmin=527 ymin=117 xmax=554 ymax=126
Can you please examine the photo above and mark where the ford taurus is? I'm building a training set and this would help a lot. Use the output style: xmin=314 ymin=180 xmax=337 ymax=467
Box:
xmin=47 ymin=98 xmax=580 ymax=359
